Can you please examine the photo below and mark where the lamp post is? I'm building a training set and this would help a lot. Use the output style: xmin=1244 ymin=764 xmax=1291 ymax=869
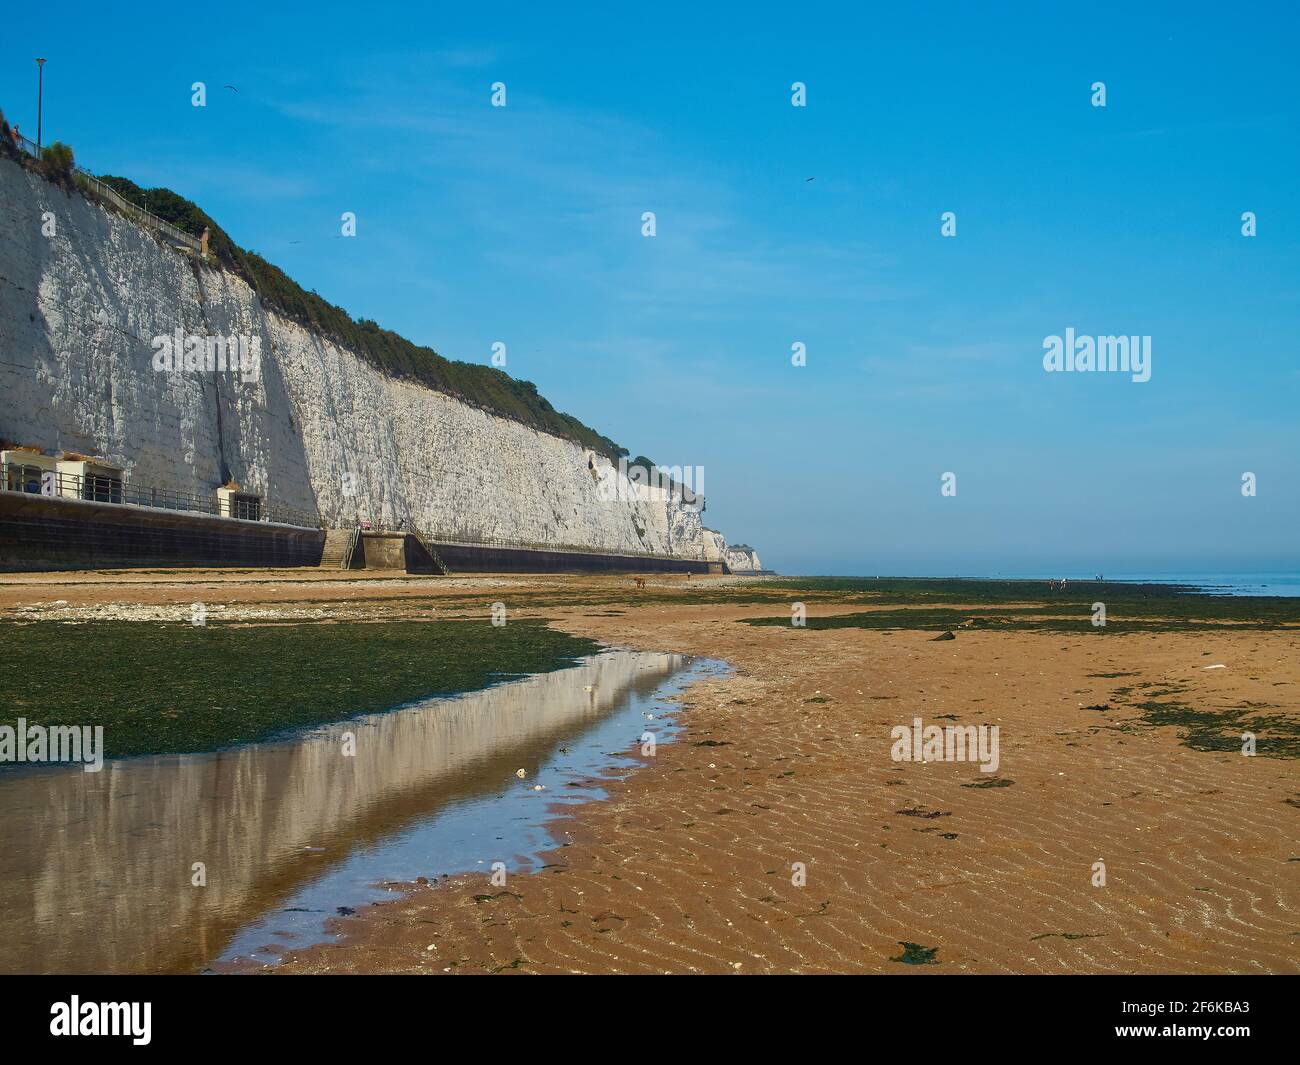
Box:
xmin=35 ymin=58 xmax=46 ymax=151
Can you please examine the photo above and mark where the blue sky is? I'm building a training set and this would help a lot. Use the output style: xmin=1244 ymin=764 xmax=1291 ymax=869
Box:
xmin=4 ymin=2 xmax=1298 ymax=574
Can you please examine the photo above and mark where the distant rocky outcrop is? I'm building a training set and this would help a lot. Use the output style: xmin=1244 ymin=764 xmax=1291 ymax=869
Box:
xmin=725 ymin=545 xmax=763 ymax=572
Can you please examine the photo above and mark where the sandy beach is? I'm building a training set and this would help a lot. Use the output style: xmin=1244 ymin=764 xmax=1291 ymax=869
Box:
xmin=278 ymin=594 xmax=1299 ymax=975
xmin=3 ymin=570 xmax=1294 ymax=975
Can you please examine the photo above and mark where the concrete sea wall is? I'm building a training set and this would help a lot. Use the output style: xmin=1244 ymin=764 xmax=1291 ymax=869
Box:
xmin=0 ymin=492 xmax=324 ymax=571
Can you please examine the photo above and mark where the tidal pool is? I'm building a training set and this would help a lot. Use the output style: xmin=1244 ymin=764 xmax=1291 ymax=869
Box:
xmin=0 ymin=649 xmax=725 ymax=974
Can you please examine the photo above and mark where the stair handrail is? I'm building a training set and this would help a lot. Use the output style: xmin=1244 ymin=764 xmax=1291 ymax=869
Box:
xmin=408 ymin=528 xmax=450 ymax=575
xmin=342 ymin=525 xmax=360 ymax=569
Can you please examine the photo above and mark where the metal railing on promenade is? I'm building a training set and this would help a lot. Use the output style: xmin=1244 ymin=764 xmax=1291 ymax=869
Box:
xmin=1 ymin=461 xmax=318 ymax=529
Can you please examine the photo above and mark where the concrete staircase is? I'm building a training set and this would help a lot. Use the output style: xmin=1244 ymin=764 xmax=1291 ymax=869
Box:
xmin=409 ymin=530 xmax=451 ymax=575
xmin=319 ymin=527 xmax=358 ymax=569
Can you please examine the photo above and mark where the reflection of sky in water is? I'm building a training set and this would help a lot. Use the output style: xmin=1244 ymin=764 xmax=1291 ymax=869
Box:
xmin=218 ymin=656 xmax=727 ymax=968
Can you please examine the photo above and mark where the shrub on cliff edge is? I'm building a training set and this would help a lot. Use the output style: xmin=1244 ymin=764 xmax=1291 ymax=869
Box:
xmin=38 ymin=141 xmax=75 ymax=187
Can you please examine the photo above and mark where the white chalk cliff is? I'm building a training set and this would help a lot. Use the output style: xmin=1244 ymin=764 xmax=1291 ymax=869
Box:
xmin=0 ymin=157 xmax=755 ymax=561
xmin=725 ymin=546 xmax=763 ymax=572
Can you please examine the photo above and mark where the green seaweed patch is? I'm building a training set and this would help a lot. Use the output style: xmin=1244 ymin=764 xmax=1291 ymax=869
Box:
xmin=1029 ymin=932 xmax=1105 ymax=941
xmin=962 ymin=777 xmax=1014 ymax=788
xmin=404 ymin=578 xmax=1300 ymax=624
xmin=473 ymin=891 xmax=523 ymax=904
xmin=1135 ymin=700 xmax=1300 ymax=759
xmin=0 ymin=618 xmax=601 ymax=762
xmin=742 ymin=585 xmax=1300 ymax=633
xmin=890 ymin=942 xmax=940 ymax=965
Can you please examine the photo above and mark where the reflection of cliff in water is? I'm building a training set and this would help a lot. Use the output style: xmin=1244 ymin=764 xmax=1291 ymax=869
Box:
xmin=0 ymin=650 xmax=686 ymax=974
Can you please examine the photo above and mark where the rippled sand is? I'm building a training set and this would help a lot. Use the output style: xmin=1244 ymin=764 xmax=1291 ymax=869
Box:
xmin=273 ymin=598 xmax=1299 ymax=974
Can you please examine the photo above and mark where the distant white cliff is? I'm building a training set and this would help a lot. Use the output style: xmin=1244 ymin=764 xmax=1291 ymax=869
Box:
xmin=725 ymin=545 xmax=763 ymax=572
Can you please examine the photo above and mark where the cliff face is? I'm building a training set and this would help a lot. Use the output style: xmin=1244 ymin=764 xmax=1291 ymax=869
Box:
xmin=725 ymin=546 xmax=763 ymax=572
xmin=666 ymin=499 xmax=729 ymax=562
xmin=0 ymin=158 xmax=747 ymax=557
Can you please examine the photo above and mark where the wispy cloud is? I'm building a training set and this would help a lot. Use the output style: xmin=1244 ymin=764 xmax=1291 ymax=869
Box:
xmin=266 ymin=66 xmax=902 ymax=318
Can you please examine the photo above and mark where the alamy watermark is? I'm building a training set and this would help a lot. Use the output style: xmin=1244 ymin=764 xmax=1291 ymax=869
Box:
xmin=50 ymin=996 xmax=150 ymax=1045
xmin=0 ymin=718 xmax=104 ymax=772
xmin=891 ymin=716 xmax=1000 ymax=774
xmin=1042 ymin=328 xmax=1150 ymax=383
xmin=151 ymin=331 xmax=262 ymax=383
xmin=597 ymin=458 xmax=704 ymax=511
